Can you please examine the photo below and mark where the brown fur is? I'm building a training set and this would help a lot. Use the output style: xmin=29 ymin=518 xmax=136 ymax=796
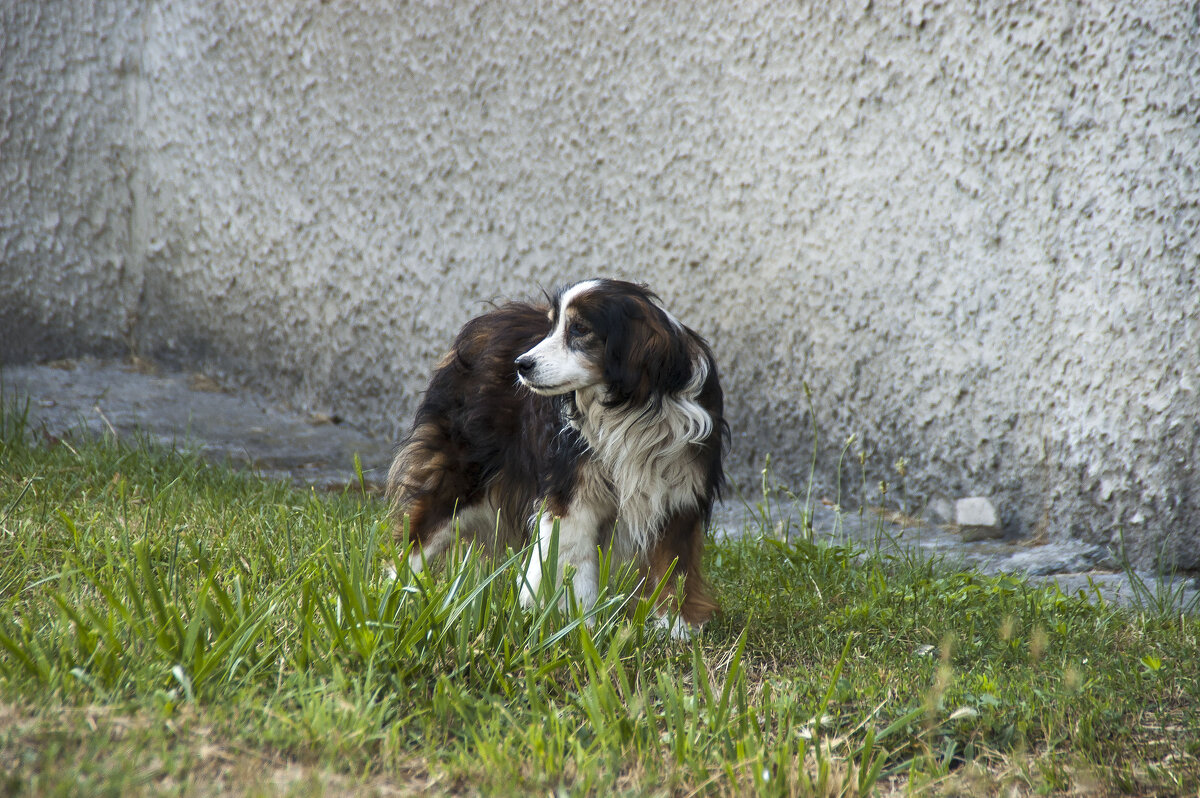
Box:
xmin=645 ymin=509 xmax=719 ymax=625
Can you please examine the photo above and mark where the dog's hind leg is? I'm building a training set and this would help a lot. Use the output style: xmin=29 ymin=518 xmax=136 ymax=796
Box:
xmin=403 ymin=516 xmax=454 ymax=574
xmin=392 ymin=496 xmax=509 ymax=575
xmin=386 ymin=421 xmax=482 ymax=573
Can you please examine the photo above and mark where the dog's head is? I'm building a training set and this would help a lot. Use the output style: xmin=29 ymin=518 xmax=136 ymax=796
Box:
xmin=515 ymin=279 xmax=693 ymax=407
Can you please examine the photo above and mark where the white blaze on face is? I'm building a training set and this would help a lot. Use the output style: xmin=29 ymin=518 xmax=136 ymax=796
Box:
xmin=517 ymin=280 xmax=603 ymax=396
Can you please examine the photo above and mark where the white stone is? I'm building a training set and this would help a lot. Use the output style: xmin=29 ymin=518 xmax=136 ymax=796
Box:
xmin=955 ymin=497 xmax=999 ymax=528
xmin=956 ymin=497 xmax=1002 ymax=540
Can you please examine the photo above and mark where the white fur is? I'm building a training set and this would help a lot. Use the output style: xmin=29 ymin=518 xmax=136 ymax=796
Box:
xmin=519 ymin=512 xmax=601 ymax=611
xmin=649 ymin=611 xmax=697 ymax=641
xmin=520 ymin=462 xmax=615 ymax=610
xmin=571 ymin=356 xmax=712 ymax=558
xmin=557 ymin=279 xmax=604 ymax=310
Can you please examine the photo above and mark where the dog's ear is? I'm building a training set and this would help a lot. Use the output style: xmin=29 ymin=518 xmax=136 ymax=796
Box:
xmin=602 ymin=295 xmax=692 ymax=408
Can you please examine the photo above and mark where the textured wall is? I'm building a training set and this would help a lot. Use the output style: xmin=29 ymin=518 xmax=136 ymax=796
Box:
xmin=0 ymin=1 xmax=143 ymax=359
xmin=2 ymin=1 xmax=1198 ymax=567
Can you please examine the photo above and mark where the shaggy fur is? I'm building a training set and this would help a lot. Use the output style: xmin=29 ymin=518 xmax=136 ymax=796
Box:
xmin=386 ymin=279 xmax=727 ymax=635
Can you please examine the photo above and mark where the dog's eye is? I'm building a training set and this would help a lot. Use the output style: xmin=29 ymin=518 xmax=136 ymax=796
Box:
xmin=568 ymin=321 xmax=591 ymax=339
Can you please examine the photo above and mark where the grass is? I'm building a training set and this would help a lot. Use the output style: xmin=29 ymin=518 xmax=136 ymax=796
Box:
xmin=1 ymin=401 xmax=1199 ymax=796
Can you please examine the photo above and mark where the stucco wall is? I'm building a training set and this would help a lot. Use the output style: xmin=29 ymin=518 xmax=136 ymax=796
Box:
xmin=3 ymin=1 xmax=1198 ymax=567
xmin=1 ymin=1 xmax=143 ymax=359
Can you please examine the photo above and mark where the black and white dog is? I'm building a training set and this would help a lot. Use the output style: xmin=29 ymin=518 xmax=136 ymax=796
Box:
xmin=386 ymin=279 xmax=727 ymax=635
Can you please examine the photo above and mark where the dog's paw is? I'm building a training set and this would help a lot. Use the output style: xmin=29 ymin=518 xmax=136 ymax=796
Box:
xmin=649 ymin=612 xmax=700 ymax=641
xmin=518 ymin=567 xmax=542 ymax=610
xmin=407 ymin=549 xmax=428 ymax=575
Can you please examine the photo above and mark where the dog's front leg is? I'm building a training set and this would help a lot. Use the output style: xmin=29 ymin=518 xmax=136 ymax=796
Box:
xmin=519 ymin=509 xmax=601 ymax=612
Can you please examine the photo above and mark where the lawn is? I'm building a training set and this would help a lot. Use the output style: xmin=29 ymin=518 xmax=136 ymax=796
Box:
xmin=1 ymin=401 xmax=1198 ymax=796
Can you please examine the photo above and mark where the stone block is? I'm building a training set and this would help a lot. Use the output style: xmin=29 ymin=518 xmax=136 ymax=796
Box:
xmin=956 ymin=497 xmax=1003 ymax=541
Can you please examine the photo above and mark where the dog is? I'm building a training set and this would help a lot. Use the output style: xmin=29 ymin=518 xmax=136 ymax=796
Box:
xmin=386 ymin=278 xmax=727 ymax=636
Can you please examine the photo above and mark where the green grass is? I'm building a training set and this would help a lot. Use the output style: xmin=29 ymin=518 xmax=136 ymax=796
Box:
xmin=1 ymin=402 xmax=1198 ymax=796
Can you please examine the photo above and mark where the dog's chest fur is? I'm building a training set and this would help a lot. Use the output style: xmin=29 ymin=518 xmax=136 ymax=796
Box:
xmin=568 ymin=358 xmax=713 ymax=555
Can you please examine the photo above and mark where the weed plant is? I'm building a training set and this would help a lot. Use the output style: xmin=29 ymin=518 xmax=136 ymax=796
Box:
xmin=1 ymin=401 xmax=1198 ymax=795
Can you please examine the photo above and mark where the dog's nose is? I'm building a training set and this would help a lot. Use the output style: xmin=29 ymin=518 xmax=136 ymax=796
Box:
xmin=514 ymin=355 xmax=535 ymax=376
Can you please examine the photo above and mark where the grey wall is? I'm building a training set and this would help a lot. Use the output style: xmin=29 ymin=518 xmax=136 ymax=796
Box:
xmin=3 ymin=1 xmax=1198 ymax=567
xmin=1 ymin=1 xmax=142 ymax=358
